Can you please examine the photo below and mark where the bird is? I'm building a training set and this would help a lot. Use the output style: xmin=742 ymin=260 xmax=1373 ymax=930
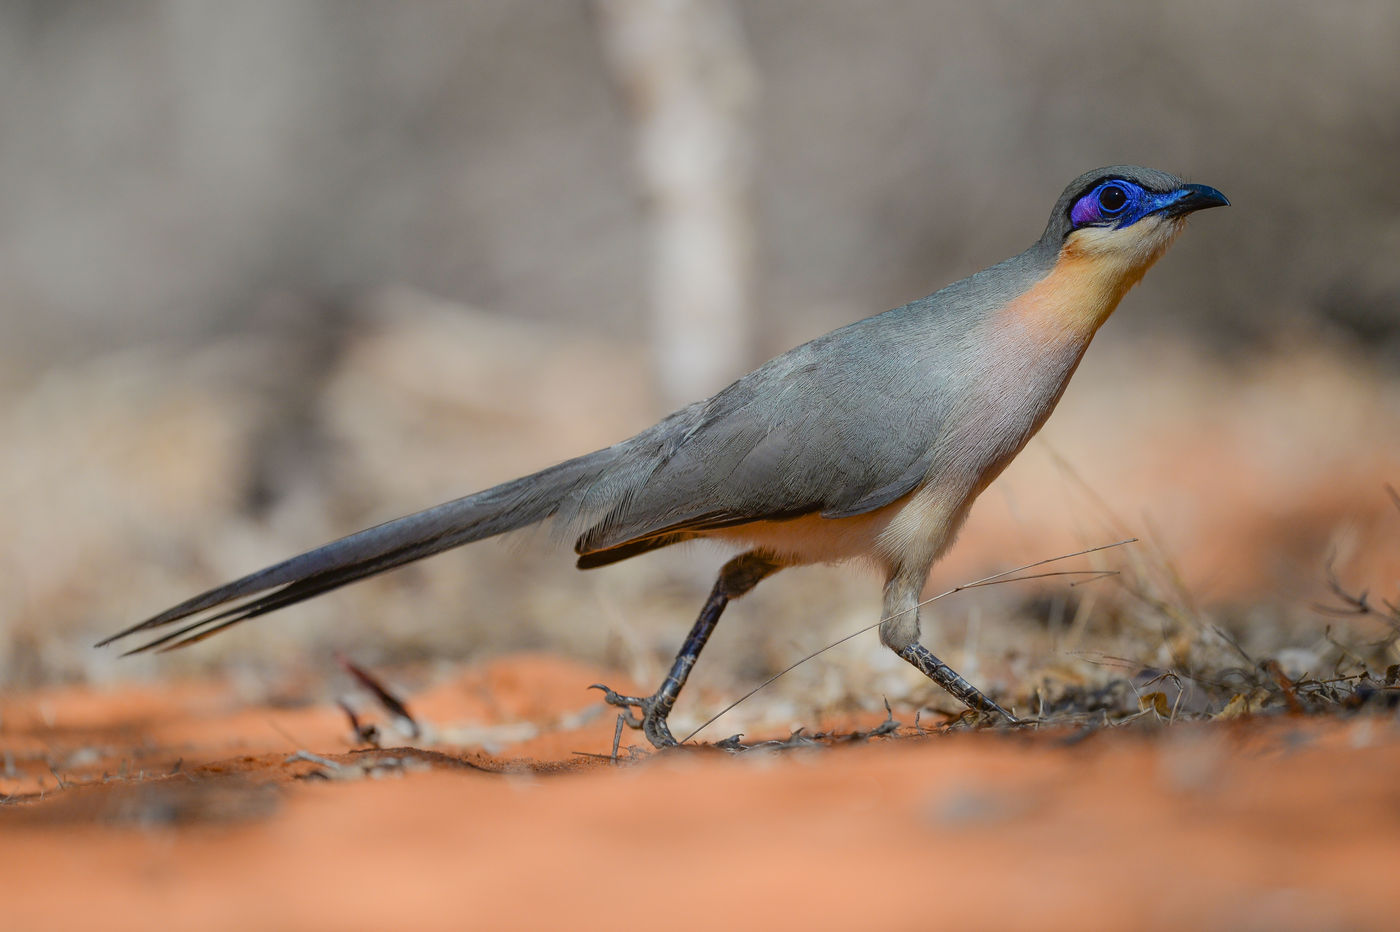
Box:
xmin=99 ymin=165 xmax=1228 ymax=747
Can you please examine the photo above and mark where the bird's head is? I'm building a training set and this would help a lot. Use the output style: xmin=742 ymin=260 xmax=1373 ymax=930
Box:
xmin=1008 ymin=166 xmax=1229 ymax=336
xmin=1042 ymin=165 xmax=1229 ymax=277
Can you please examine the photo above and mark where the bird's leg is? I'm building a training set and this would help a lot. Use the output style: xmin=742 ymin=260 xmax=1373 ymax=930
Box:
xmin=895 ymin=642 xmax=1017 ymax=722
xmin=880 ymin=575 xmax=1018 ymax=724
xmin=593 ymin=550 xmax=782 ymax=749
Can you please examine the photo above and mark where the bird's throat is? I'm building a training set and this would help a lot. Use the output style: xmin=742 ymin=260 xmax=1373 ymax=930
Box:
xmin=1005 ymin=217 xmax=1185 ymax=341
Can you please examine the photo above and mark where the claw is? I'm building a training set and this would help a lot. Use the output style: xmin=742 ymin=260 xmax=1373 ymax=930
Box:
xmin=589 ymin=684 xmax=647 ymax=729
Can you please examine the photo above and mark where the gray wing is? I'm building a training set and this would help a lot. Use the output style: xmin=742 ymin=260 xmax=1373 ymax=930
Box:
xmin=575 ymin=306 xmax=968 ymax=555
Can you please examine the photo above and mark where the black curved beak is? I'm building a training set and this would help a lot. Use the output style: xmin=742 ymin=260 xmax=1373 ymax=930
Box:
xmin=1162 ymin=183 xmax=1230 ymax=217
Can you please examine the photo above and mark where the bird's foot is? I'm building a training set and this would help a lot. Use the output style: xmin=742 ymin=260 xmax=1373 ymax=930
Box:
xmin=590 ymin=684 xmax=679 ymax=749
xmin=971 ymin=696 xmax=1020 ymax=725
xmin=968 ymin=701 xmax=1022 ymax=726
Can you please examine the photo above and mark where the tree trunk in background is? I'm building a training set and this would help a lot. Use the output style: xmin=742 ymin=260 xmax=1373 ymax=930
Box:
xmin=596 ymin=0 xmax=757 ymax=409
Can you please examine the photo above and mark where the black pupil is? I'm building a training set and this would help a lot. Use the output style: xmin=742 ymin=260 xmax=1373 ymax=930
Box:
xmin=1098 ymin=185 xmax=1127 ymax=212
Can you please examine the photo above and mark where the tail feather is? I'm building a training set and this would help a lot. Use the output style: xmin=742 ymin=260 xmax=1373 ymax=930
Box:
xmin=99 ymin=450 xmax=617 ymax=652
xmin=120 ymin=530 xmax=467 ymax=654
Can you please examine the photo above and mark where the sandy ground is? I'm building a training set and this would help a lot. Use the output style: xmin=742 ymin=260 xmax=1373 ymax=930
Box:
xmin=4 ymin=652 xmax=1399 ymax=932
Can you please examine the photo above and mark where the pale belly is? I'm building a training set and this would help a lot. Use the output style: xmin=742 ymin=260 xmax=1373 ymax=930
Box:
xmin=704 ymin=480 xmax=975 ymax=576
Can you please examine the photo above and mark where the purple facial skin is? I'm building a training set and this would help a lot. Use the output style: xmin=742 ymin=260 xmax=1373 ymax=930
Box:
xmin=1070 ymin=194 xmax=1103 ymax=227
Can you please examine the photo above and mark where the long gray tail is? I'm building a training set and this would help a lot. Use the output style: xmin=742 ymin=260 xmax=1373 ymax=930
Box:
xmin=97 ymin=448 xmax=619 ymax=655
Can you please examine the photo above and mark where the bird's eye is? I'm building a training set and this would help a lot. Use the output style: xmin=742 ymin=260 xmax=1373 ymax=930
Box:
xmin=1097 ymin=185 xmax=1128 ymax=213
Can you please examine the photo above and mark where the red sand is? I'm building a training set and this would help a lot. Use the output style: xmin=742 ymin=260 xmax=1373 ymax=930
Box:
xmin=3 ymin=654 xmax=1399 ymax=931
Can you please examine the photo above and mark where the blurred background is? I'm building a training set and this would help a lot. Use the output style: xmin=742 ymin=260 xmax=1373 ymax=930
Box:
xmin=2 ymin=2 xmax=1397 ymax=732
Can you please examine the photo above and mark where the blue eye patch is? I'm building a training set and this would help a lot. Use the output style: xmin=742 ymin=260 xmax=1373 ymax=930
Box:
xmin=1070 ymin=180 xmax=1229 ymax=231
